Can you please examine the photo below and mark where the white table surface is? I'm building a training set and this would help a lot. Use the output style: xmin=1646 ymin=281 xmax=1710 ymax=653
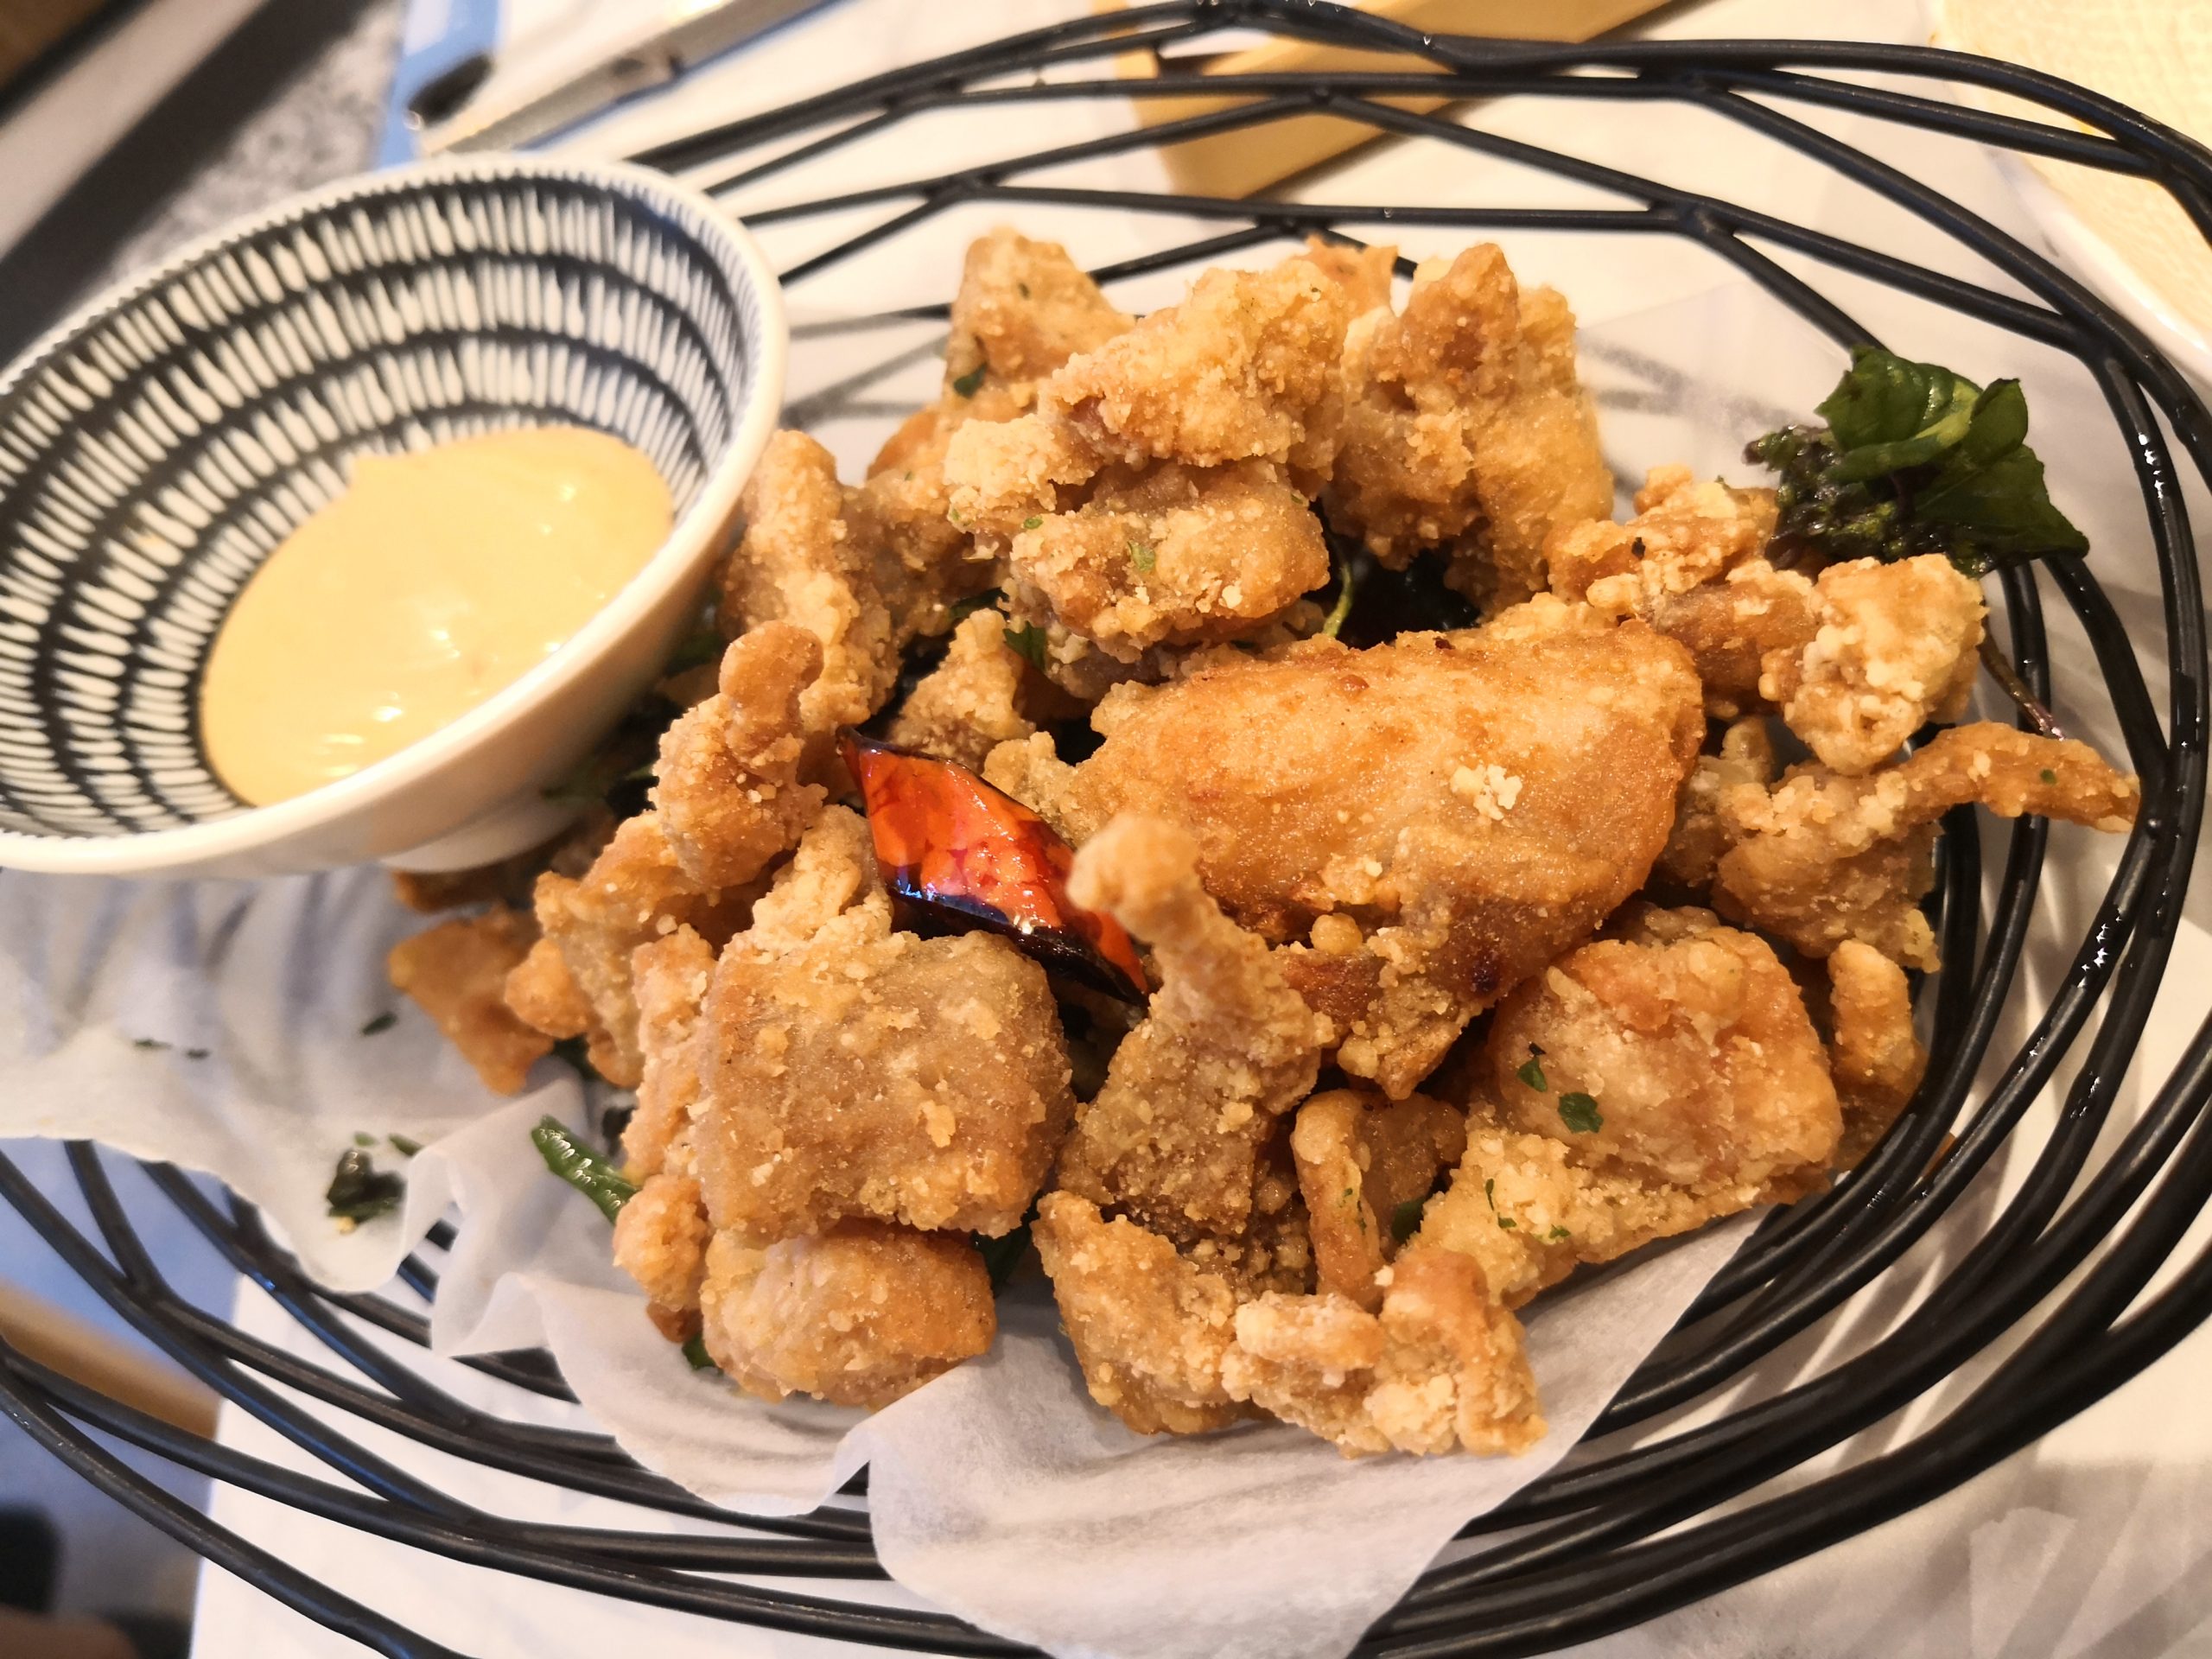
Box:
xmin=191 ymin=0 xmax=2212 ymax=1654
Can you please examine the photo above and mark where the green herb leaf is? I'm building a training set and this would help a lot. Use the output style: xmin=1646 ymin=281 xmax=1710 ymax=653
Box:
xmin=131 ymin=1037 xmax=169 ymax=1052
xmin=1498 ymin=1216 xmax=1517 ymax=1231
xmin=682 ymin=1332 xmax=715 ymax=1370
xmin=1389 ymin=1198 xmax=1425 ymax=1243
xmin=1127 ymin=539 xmax=1156 ymax=574
xmin=1558 ymin=1092 xmax=1604 ymax=1134
xmin=531 ymin=1116 xmax=638 ymax=1224
xmin=2040 ymin=768 xmax=2058 ymax=785
xmin=184 ymin=1046 xmax=210 ymax=1061
xmin=1516 ymin=1053 xmax=1548 ymax=1092
xmin=353 ymin=1131 xmax=377 ymax=1147
xmin=326 ymin=1148 xmax=404 ymax=1224
xmin=947 ymin=588 xmax=1005 ymax=627
xmin=1021 ymin=515 xmax=1042 ymax=531
xmin=1547 ymin=1224 xmax=1573 ymax=1242
xmin=1003 ymin=622 xmax=1050 ymax=671
xmin=1320 ymin=549 xmax=1357 ymax=639
xmin=950 ymin=365 xmax=986 ymax=397
xmin=389 ymin=1134 xmax=423 ymax=1158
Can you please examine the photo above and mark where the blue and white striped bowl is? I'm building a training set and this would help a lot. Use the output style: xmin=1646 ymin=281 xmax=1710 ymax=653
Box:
xmin=0 ymin=155 xmax=784 ymax=879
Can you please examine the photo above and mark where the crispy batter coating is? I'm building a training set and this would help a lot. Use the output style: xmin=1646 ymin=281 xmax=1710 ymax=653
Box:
xmin=944 ymin=226 xmax=1135 ymax=389
xmin=654 ymin=621 xmax=827 ymax=890
xmin=981 ymin=731 xmax=1084 ymax=840
xmin=1657 ymin=718 xmax=1779 ymax=893
xmin=516 ymin=814 xmax=755 ymax=1087
xmin=1300 ymin=235 xmax=1399 ymax=315
xmin=1065 ymin=607 xmax=1703 ymax=1095
xmin=1761 ymin=554 xmax=1986 ymax=775
xmin=886 ymin=607 xmax=1037 ymax=769
xmin=1826 ymin=940 xmax=1929 ymax=1167
xmin=693 ymin=838 xmax=1075 ymax=1240
xmin=622 ymin=924 xmax=720 ymax=1180
xmin=1714 ymin=722 xmax=2141 ymax=969
xmin=386 ymin=906 xmax=552 ymax=1094
xmin=1032 ymin=1192 xmax=1248 ymax=1434
xmin=613 ymin=1171 xmax=711 ymax=1324
xmin=1418 ymin=921 xmax=1839 ymax=1306
xmin=1326 ymin=244 xmax=1611 ymax=611
xmin=1056 ymin=816 xmax=1326 ymax=1243
xmin=1551 ymin=466 xmax=1804 ymax=718
xmin=1220 ymin=1245 xmax=1544 ymax=1458
xmin=699 ymin=1223 xmax=995 ymax=1409
xmin=504 ymin=935 xmax=594 ymax=1040
xmin=1006 ymin=458 xmax=1329 ymax=660
xmin=1292 ymin=1088 xmax=1466 ymax=1309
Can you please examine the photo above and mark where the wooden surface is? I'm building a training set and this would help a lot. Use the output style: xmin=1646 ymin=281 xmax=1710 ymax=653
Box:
xmin=0 ymin=1281 xmax=218 ymax=1438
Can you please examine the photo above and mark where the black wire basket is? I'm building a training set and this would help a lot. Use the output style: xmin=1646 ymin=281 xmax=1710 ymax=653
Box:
xmin=4 ymin=4 xmax=2211 ymax=1655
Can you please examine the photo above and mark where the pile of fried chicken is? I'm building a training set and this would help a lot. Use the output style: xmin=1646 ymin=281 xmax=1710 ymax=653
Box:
xmin=385 ymin=231 xmax=2140 ymax=1459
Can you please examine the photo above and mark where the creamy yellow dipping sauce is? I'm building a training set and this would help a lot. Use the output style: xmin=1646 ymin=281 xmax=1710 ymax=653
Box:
xmin=201 ymin=426 xmax=672 ymax=805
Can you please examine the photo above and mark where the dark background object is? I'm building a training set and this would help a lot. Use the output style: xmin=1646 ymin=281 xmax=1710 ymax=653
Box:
xmin=0 ymin=3 xmax=2207 ymax=1656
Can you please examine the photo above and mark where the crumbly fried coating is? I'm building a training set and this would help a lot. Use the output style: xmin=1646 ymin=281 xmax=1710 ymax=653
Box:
xmin=1826 ymin=940 xmax=1929 ymax=1168
xmin=654 ymin=621 xmax=827 ymax=890
xmin=886 ymin=607 xmax=1037 ymax=769
xmin=1292 ymin=1089 xmax=1466 ymax=1310
xmin=386 ymin=906 xmax=552 ymax=1094
xmin=1006 ymin=458 xmax=1329 ymax=660
xmin=1416 ymin=921 xmax=1839 ymax=1306
xmin=1300 ymin=235 xmax=1398 ymax=315
xmin=981 ymin=731 xmax=1084 ymax=840
xmin=504 ymin=934 xmax=594 ymax=1041
xmin=515 ymin=814 xmax=755 ymax=1087
xmin=622 ymin=924 xmax=720 ymax=1179
xmin=1761 ymin=554 xmax=1986 ymax=775
xmin=1551 ymin=466 xmax=1804 ymax=717
xmin=613 ymin=1171 xmax=712 ymax=1324
xmin=1325 ymin=244 xmax=1611 ymax=611
xmin=694 ymin=866 xmax=1075 ymax=1240
xmin=699 ymin=1223 xmax=995 ymax=1409
xmin=944 ymin=226 xmax=1135 ymax=389
xmin=1065 ymin=607 xmax=1703 ymax=1095
xmin=1219 ymin=1244 xmax=1544 ymax=1458
xmin=1657 ymin=718 xmax=1779 ymax=893
xmin=1714 ymin=722 xmax=2141 ymax=969
xmin=1055 ymin=816 xmax=1326 ymax=1243
xmin=1032 ymin=1191 xmax=1249 ymax=1434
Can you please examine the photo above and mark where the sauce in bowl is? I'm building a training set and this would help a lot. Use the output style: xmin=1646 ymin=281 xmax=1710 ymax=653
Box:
xmin=200 ymin=426 xmax=672 ymax=805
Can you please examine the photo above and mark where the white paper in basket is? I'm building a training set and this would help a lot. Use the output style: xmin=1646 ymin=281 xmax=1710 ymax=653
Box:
xmin=0 ymin=276 xmax=1853 ymax=1656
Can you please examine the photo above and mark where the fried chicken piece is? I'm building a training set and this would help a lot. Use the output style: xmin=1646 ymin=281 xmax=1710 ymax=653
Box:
xmin=613 ymin=1170 xmax=712 ymax=1325
xmin=1657 ymin=718 xmax=1778 ymax=892
xmin=1220 ymin=1245 xmax=1544 ymax=1458
xmin=504 ymin=935 xmax=594 ymax=1041
xmin=698 ymin=1223 xmax=995 ymax=1409
xmin=653 ymin=621 xmax=827 ymax=890
xmin=1006 ymin=458 xmax=1329 ymax=660
xmin=886 ymin=607 xmax=1037 ymax=769
xmin=1065 ymin=607 xmax=1703 ymax=1095
xmin=1032 ymin=1192 xmax=1249 ymax=1434
xmin=386 ymin=906 xmax=553 ymax=1094
xmin=1299 ymin=235 xmax=1398 ymax=315
xmin=1550 ymin=467 xmax=1806 ymax=717
xmin=1054 ymin=816 xmax=1326 ymax=1244
xmin=981 ymin=731 xmax=1084 ymax=841
xmin=1293 ymin=1088 xmax=1466 ymax=1310
xmin=863 ymin=380 xmax=1028 ymax=609
xmin=1419 ymin=920 xmax=1840 ymax=1306
xmin=1325 ymin=244 xmax=1611 ymax=611
xmin=693 ymin=862 xmax=1075 ymax=1240
xmin=516 ymin=814 xmax=755 ymax=1086
xmin=1713 ymin=722 xmax=2141 ymax=969
xmin=1760 ymin=554 xmax=1986 ymax=775
xmin=944 ymin=226 xmax=1134 ymax=390
xmin=1826 ymin=940 xmax=1929 ymax=1167
xmin=621 ymin=925 xmax=720 ymax=1179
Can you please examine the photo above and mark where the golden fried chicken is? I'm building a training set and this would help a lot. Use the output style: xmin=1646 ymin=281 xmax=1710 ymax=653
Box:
xmin=1291 ymin=1088 xmax=1466 ymax=1310
xmin=1657 ymin=717 xmax=1779 ymax=893
xmin=692 ymin=828 xmax=1075 ymax=1240
xmin=1824 ymin=940 xmax=1929 ymax=1168
xmin=944 ymin=226 xmax=1135 ymax=391
xmin=1005 ymin=457 xmax=1328 ymax=660
xmin=1299 ymin=235 xmax=1399 ymax=316
xmin=612 ymin=1169 xmax=712 ymax=1331
xmin=1055 ymin=815 xmax=1326 ymax=1244
xmin=1032 ymin=1191 xmax=1249 ymax=1434
xmin=1760 ymin=554 xmax=1986 ymax=775
xmin=1714 ymin=722 xmax=2141 ymax=969
xmin=1219 ymin=1244 xmax=1544 ymax=1458
xmin=653 ymin=621 xmax=826 ymax=890
xmin=386 ymin=906 xmax=552 ymax=1094
xmin=885 ymin=606 xmax=1037 ymax=769
xmin=621 ymin=924 xmax=720 ymax=1180
xmin=1549 ymin=466 xmax=1806 ymax=718
xmin=1326 ymin=244 xmax=1611 ymax=611
xmin=1063 ymin=604 xmax=1703 ymax=1095
xmin=981 ymin=730 xmax=1085 ymax=840
xmin=698 ymin=1223 xmax=995 ymax=1409
xmin=1418 ymin=918 xmax=1840 ymax=1306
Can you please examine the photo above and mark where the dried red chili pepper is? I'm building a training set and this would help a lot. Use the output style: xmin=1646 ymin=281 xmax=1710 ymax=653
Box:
xmin=839 ymin=731 xmax=1147 ymax=1003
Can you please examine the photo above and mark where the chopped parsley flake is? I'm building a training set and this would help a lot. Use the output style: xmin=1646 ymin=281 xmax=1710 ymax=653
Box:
xmin=131 ymin=1037 xmax=169 ymax=1052
xmin=682 ymin=1332 xmax=715 ymax=1370
xmin=950 ymin=365 xmax=986 ymax=397
xmin=1558 ymin=1091 xmax=1604 ymax=1134
xmin=1003 ymin=622 xmax=1050 ymax=671
xmin=1021 ymin=515 xmax=1042 ymax=530
xmin=389 ymin=1135 xmax=423 ymax=1158
xmin=1128 ymin=539 xmax=1156 ymax=573
xmin=353 ymin=1132 xmax=376 ymax=1147
xmin=1389 ymin=1198 xmax=1425 ymax=1243
xmin=1516 ymin=1049 xmax=1548 ymax=1092
xmin=2039 ymin=768 xmax=2057 ymax=785
xmin=1547 ymin=1225 xmax=1573 ymax=1242
xmin=184 ymin=1047 xmax=210 ymax=1060
xmin=359 ymin=1011 xmax=397 ymax=1037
